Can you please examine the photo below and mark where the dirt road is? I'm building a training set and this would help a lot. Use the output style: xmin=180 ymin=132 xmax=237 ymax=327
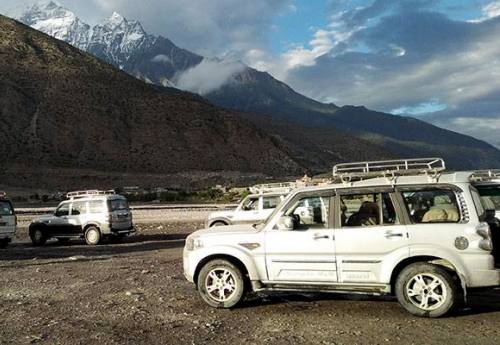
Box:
xmin=1 ymin=211 xmax=500 ymax=345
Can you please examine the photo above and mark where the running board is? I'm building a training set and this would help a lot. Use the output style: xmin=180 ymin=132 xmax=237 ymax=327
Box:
xmin=253 ymin=282 xmax=391 ymax=295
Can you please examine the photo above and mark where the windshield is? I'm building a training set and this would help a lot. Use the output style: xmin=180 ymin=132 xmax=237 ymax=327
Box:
xmin=475 ymin=185 xmax=500 ymax=211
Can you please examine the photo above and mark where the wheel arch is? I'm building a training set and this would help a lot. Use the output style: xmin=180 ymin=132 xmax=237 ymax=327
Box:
xmin=194 ymin=254 xmax=251 ymax=289
xmin=389 ymin=255 xmax=465 ymax=295
xmin=208 ymin=218 xmax=230 ymax=227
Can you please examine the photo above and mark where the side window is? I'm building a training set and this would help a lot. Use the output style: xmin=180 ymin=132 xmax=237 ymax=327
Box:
xmin=263 ymin=196 xmax=281 ymax=209
xmin=88 ymin=200 xmax=105 ymax=214
xmin=55 ymin=203 xmax=70 ymax=217
xmin=401 ymin=189 xmax=460 ymax=223
xmin=0 ymin=201 xmax=13 ymax=216
xmin=242 ymin=197 xmax=259 ymax=211
xmin=284 ymin=196 xmax=330 ymax=229
xmin=70 ymin=201 xmax=86 ymax=216
xmin=340 ymin=192 xmax=397 ymax=227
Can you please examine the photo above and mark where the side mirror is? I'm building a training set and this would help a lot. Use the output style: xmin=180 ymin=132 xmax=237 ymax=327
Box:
xmin=276 ymin=215 xmax=294 ymax=231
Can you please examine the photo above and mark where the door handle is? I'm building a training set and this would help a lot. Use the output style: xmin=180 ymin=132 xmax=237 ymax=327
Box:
xmin=313 ymin=234 xmax=330 ymax=240
xmin=385 ymin=231 xmax=403 ymax=238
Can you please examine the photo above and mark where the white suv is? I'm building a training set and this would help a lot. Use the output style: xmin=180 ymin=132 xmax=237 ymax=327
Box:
xmin=206 ymin=192 xmax=287 ymax=227
xmin=0 ymin=192 xmax=16 ymax=248
xmin=183 ymin=158 xmax=500 ymax=317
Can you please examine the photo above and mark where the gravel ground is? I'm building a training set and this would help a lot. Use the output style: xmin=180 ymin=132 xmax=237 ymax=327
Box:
xmin=1 ymin=209 xmax=500 ymax=345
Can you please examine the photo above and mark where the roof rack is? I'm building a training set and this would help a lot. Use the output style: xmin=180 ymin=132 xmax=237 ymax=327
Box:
xmin=66 ymin=190 xmax=115 ymax=199
xmin=469 ymin=170 xmax=500 ymax=182
xmin=249 ymin=182 xmax=301 ymax=194
xmin=333 ymin=158 xmax=446 ymax=183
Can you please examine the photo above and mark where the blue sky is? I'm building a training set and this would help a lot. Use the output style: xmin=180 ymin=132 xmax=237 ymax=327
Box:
xmin=2 ymin=0 xmax=500 ymax=147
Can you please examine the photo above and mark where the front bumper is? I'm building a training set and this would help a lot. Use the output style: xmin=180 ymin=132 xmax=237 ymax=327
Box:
xmin=468 ymin=269 xmax=500 ymax=288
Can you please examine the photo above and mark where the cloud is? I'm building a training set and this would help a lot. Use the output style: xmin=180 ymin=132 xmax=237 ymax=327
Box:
xmin=175 ymin=58 xmax=245 ymax=95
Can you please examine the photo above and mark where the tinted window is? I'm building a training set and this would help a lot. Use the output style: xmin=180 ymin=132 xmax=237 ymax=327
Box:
xmin=263 ymin=196 xmax=281 ymax=209
xmin=401 ymin=189 xmax=460 ymax=223
xmin=55 ymin=203 xmax=70 ymax=217
xmin=284 ymin=196 xmax=330 ymax=229
xmin=108 ymin=199 xmax=129 ymax=211
xmin=341 ymin=192 xmax=397 ymax=227
xmin=89 ymin=200 xmax=105 ymax=213
xmin=70 ymin=201 xmax=86 ymax=215
xmin=476 ymin=185 xmax=500 ymax=211
xmin=0 ymin=201 xmax=13 ymax=216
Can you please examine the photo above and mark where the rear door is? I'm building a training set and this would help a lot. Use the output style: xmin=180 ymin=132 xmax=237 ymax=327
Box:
xmin=108 ymin=198 xmax=132 ymax=230
xmin=334 ymin=189 xmax=409 ymax=284
xmin=0 ymin=200 xmax=16 ymax=237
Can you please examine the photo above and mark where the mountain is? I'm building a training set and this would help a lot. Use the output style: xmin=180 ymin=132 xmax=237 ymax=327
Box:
xmin=11 ymin=1 xmax=500 ymax=170
xmin=0 ymin=14 xmax=308 ymax=189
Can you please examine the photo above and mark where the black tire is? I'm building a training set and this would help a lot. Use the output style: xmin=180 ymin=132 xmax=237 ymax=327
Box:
xmin=0 ymin=238 xmax=9 ymax=249
xmin=57 ymin=238 xmax=70 ymax=245
xmin=395 ymin=262 xmax=460 ymax=317
xmin=197 ymin=259 xmax=246 ymax=308
xmin=84 ymin=226 xmax=101 ymax=245
xmin=30 ymin=228 xmax=47 ymax=246
xmin=210 ymin=221 xmax=228 ymax=227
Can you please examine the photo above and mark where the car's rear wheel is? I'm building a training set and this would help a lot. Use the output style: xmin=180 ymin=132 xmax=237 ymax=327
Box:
xmin=197 ymin=259 xmax=246 ymax=308
xmin=395 ymin=263 xmax=459 ymax=317
xmin=30 ymin=228 xmax=47 ymax=246
xmin=84 ymin=226 xmax=101 ymax=245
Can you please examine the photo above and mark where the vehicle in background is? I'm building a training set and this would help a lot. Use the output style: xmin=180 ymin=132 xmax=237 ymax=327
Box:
xmin=29 ymin=190 xmax=134 ymax=246
xmin=184 ymin=158 xmax=500 ymax=317
xmin=0 ymin=192 xmax=17 ymax=248
xmin=205 ymin=183 xmax=299 ymax=227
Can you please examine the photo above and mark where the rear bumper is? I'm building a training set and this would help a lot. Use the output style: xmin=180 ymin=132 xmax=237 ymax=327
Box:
xmin=111 ymin=226 xmax=136 ymax=235
xmin=468 ymin=269 xmax=500 ymax=288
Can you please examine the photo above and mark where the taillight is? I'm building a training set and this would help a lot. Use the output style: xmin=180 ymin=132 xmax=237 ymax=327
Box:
xmin=477 ymin=222 xmax=493 ymax=251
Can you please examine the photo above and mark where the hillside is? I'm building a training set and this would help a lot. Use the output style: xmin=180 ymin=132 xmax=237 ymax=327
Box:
xmin=0 ymin=15 xmax=305 ymax=188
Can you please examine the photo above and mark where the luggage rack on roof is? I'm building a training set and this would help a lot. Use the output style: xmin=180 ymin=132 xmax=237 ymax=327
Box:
xmin=469 ymin=170 xmax=500 ymax=182
xmin=66 ymin=190 xmax=116 ymax=199
xmin=249 ymin=182 xmax=300 ymax=194
xmin=333 ymin=158 xmax=446 ymax=183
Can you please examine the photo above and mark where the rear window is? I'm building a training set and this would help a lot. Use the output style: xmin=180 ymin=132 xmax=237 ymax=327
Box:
xmin=401 ymin=189 xmax=460 ymax=223
xmin=475 ymin=185 xmax=500 ymax=211
xmin=0 ymin=201 xmax=13 ymax=215
xmin=108 ymin=199 xmax=129 ymax=211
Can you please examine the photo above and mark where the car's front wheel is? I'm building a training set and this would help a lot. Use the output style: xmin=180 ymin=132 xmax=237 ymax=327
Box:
xmin=30 ymin=228 xmax=47 ymax=246
xmin=0 ymin=238 xmax=9 ymax=249
xmin=395 ymin=262 xmax=460 ymax=317
xmin=197 ymin=259 xmax=246 ymax=308
xmin=84 ymin=226 xmax=101 ymax=245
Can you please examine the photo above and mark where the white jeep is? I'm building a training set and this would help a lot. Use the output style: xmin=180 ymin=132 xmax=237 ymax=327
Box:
xmin=183 ymin=158 xmax=500 ymax=317
xmin=205 ymin=184 xmax=295 ymax=227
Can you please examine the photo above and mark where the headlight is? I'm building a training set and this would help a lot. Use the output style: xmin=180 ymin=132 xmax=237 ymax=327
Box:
xmin=185 ymin=236 xmax=203 ymax=251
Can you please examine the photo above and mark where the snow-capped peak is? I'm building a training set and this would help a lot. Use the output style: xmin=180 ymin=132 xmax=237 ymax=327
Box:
xmin=15 ymin=0 xmax=91 ymax=50
xmin=104 ymin=11 xmax=126 ymax=27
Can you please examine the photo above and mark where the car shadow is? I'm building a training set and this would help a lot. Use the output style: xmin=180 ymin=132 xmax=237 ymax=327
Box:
xmin=0 ymin=232 xmax=189 ymax=264
xmin=240 ymin=289 xmax=500 ymax=317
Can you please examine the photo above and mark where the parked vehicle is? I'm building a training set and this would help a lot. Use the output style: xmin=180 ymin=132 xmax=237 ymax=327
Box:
xmin=0 ymin=192 xmax=16 ymax=248
xmin=205 ymin=183 xmax=296 ymax=227
xmin=184 ymin=158 xmax=500 ymax=317
xmin=29 ymin=190 xmax=134 ymax=246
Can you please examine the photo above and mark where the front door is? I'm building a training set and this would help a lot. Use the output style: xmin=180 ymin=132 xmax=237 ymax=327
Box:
xmin=233 ymin=196 xmax=261 ymax=224
xmin=265 ymin=193 xmax=337 ymax=283
xmin=334 ymin=191 xmax=409 ymax=283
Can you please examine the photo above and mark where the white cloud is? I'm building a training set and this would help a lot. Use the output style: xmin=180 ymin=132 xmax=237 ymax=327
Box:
xmin=151 ymin=54 xmax=172 ymax=64
xmin=483 ymin=1 xmax=500 ymax=19
xmin=175 ymin=58 xmax=245 ymax=95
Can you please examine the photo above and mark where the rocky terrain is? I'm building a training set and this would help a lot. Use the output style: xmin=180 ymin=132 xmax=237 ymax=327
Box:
xmin=1 ymin=208 xmax=500 ymax=345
